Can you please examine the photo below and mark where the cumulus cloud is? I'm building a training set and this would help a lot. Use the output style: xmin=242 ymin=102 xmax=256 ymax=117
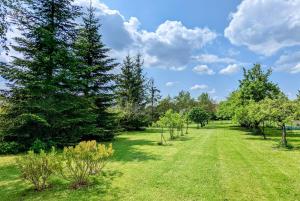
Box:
xmin=128 ymin=20 xmax=217 ymax=70
xmin=219 ymin=64 xmax=240 ymax=75
xmin=193 ymin=65 xmax=215 ymax=75
xmin=193 ymin=54 xmax=236 ymax=64
xmin=225 ymin=0 xmax=300 ymax=56
xmin=75 ymin=0 xmax=217 ymax=70
xmin=2 ymin=0 xmax=218 ymax=72
xmin=165 ymin=82 xmax=178 ymax=87
xmin=275 ymin=51 xmax=300 ymax=73
xmin=208 ymin=88 xmax=216 ymax=94
xmin=190 ymin=84 xmax=208 ymax=91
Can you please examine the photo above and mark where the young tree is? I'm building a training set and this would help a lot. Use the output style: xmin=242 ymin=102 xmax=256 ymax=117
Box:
xmin=154 ymin=117 xmax=167 ymax=145
xmin=184 ymin=112 xmax=191 ymax=134
xmin=157 ymin=109 xmax=182 ymax=140
xmin=0 ymin=0 xmax=93 ymax=148
xmin=262 ymin=98 xmax=297 ymax=147
xmin=189 ymin=107 xmax=209 ymax=128
xmin=73 ymin=3 xmax=117 ymax=140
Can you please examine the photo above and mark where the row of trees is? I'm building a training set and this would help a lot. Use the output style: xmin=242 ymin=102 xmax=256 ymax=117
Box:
xmin=217 ymin=64 xmax=300 ymax=147
xmin=154 ymin=107 xmax=210 ymax=145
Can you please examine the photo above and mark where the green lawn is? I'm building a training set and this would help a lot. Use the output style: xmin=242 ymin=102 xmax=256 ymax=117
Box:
xmin=1 ymin=121 xmax=300 ymax=201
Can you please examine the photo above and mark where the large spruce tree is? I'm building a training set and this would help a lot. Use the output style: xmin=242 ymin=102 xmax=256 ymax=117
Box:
xmin=74 ymin=3 xmax=117 ymax=141
xmin=0 ymin=0 xmax=95 ymax=148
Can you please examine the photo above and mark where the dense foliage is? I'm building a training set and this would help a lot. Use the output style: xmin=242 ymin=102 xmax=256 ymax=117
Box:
xmin=155 ymin=109 xmax=185 ymax=142
xmin=188 ymin=107 xmax=210 ymax=128
xmin=0 ymin=1 xmax=119 ymax=150
xmin=217 ymin=64 xmax=300 ymax=147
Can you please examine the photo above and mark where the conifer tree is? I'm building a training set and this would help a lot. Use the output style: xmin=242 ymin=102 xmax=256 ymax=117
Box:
xmin=116 ymin=54 xmax=148 ymax=130
xmin=132 ymin=54 xmax=147 ymax=109
xmin=117 ymin=55 xmax=136 ymax=108
xmin=0 ymin=0 xmax=94 ymax=148
xmin=74 ymin=2 xmax=118 ymax=140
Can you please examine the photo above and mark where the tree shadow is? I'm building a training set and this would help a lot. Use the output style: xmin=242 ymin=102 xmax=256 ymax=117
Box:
xmin=0 ymin=164 xmax=29 ymax=201
xmin=231 ymin=125 xmax=300 ymax=151
xmin=144 ymin=128 xmax=163 ymax=134
xmin=4 ymin=167 xmax=124 ymax=201
xmin=171 ymin=135 xmax=193 ymax=142
xmin=112 ymin=137 xmax=161 ymax=162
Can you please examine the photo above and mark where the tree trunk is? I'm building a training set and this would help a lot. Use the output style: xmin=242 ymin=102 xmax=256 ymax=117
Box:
xmin=281 ymin=124 xmax=287 ymax=147
xmin=262 ymin=122 xmax=266 ymax=140
xmin=186 ymin=122 xmax=189 ymax=134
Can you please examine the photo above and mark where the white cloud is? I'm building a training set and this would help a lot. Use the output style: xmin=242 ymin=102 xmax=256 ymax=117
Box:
xmin=165 ymin=82 xmax=178 ymax=87
xmin=75 ymin=0 xmax=217 ymax=70
xmin=190 ymin=84 xmax=208 ymax=90
xmin=193 ymin=65 xmax=215 ymax=75
xmin=225 ymin=0 xmax=300 ymax=56
xmin=2 ymin=0 xmax=217 ymax=72
xmin=74 ymin=0 xmax=134 ymax=50
xmin=219 ymin=64 xmax=240 ymax=75
xmin=193 ymin=54 xmax=236 ymax=64
xmin=275 ymin=51 xmax=300 ymax=73
xmin=128 ymin=20 xmax=217 ymax=70
xmin=208 ymin=88 xmax=216 ymax=94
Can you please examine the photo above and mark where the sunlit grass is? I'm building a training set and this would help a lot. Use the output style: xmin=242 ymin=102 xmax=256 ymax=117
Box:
xmin=1 ymin=121 xmax=300 ymax=200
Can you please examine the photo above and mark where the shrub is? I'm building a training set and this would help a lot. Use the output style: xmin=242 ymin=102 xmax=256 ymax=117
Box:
xmin=60 ymin=140 xmax=114 ymax=188
xmin=0 ymin=141 xmax=21 ymax=154
xmin=16 ymin=148 xmax=59 ymax=191
xmin=31 ymin=139 xmax=47 ymax=153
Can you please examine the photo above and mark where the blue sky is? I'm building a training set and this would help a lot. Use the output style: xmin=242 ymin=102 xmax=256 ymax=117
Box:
xmin=1 ymin=0 xmax=300 ymax=101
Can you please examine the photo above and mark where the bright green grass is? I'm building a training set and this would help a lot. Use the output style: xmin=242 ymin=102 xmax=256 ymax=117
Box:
xmin=1 ymin=121 xmax=300 ymax=201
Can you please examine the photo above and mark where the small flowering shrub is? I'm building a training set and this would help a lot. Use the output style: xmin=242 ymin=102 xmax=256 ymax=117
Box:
xmin=60 ymin=140 xmax=114 ymax=188
xmin=16 ymin=148 xmax=59 ymax=191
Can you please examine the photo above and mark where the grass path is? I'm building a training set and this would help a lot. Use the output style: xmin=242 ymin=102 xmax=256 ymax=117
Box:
xmin=1 ymin=121 xmax=300 ymax=200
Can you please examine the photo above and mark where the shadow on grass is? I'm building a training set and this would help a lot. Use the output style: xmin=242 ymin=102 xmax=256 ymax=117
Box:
xmin=170 ymin=135 xmax=193 ymax=142
xmin=112 ymin=137 xmax=161 ymax=162
xmin=0 ymin=165 xmax=124 ymax=201
xmin=0 ymin=164 xmax=29 ymax=201
xmin=229 ymin=125 xmax=300 ymax=151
